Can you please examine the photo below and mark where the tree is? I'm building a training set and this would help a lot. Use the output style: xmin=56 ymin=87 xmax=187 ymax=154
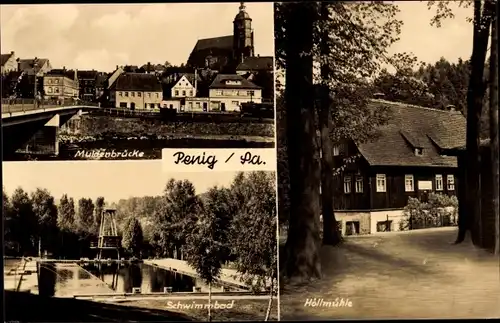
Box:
xmin=122 ymin=217 xmax=144 ymax=258
xmin=94 ymin=196 xmax=105 ymax=234
xmin=228 ymin=172 xmax=278 ymax=321
xmin=3 ymin=187 xmax=18 ymax=254
xmin=76 ymin=198 xmax=95 ymax=237
xmin=275 ymin=1 xmax=322 ymax=282
xmin=151 ymin=179 xmax=201 ymax=258
xmin=428 ymin=0 xmax=497 ymax=244
xmin=184 ymin=186 xmax=232 ymax=322
xmin=57 ymin=194 xmax=75 ymax=232
xmin=31 ymin=188 xmax=58 ymax=256
xmin=10 ymin=188 xmax=37 ymax=255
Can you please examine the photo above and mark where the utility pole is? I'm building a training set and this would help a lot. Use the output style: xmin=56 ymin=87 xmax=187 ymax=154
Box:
xmin=490 ymin=0 xmax=499 ymax=255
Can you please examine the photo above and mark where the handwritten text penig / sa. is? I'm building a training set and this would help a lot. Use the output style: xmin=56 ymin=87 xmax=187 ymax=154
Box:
xmin=161 ymin=148 xmax=276 ymax=172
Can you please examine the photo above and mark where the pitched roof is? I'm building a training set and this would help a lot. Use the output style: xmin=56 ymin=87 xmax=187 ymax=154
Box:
xmin=209 ymin=74 xmax=261 ymax=89
xmin=46 ymin=69 xmax=76 ymax=79
xmin=176 ymin=73 xmax=201 ymax=86
xmin=110 ymin=73 xmax=162 ymax=92
xmin=356 ymin=99 xmax=466 ymax=168
xmin=236 ymin=56 xmax=273 ymax=71
xmin=193 ymin=35 xmax=233 ymax=52
xmin=77 ymin=70 xmax=99 ymax=79
xmin=1 ymin=53 xmax=14 ymax=66
xmin=17 ymin=58 xmax=49 ymax=75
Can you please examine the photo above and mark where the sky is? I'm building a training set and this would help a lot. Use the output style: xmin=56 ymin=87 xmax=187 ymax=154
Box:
xmin=2 ymin=161 xmax=238 ymax=204
xmin=387 ymin=1 xmax=473 ymax=65
xmin=0 ymin=2 xmax=274 ymax=72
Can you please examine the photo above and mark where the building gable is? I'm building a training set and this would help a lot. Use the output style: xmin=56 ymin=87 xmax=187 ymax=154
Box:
xmin=174 ymin=75 xmax=194 ymax=89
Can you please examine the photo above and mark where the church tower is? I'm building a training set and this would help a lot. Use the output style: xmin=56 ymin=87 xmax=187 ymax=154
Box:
xmin=233 ymin=2 xmax=254 ymax=64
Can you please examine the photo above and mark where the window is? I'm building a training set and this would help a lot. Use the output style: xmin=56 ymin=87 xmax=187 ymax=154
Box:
xmin=345 ymin=221 xmax=360 ymax=236
xmin=405 ymin=174 xmax=414 ymax=192
xmin=216 ymin=90 xmax=222 ymax=95
xmin=355 ymin=176 xmax=363 ymax=193
xmin=188 ymin=102 xmax=193 ymax=109
xmin=131 ymin=92 xmax=135 ymax=97
xmin=247 ymin=90 xmax=255 ymax=96
xmin=447 ymin=175 xmax=455 ymax=191
xmin=232 ymin=101 xmax=239 ymax=106
xmin=119 ymin=92 xmax=123 ymax=96
xmin=377 ymin=221 xmax=393 ymax=232
xmin=55 ymin=79 xmax=59 ymax=84
xmin=119 ymin=102 xmax=127 ymax=108
xmin=147 ymin=93 xmax=151 ymax=97
xmin=190 ymin=90 xmax=193 ymax=96
xmin=55 ymin=87 xmax=59 ymax=93
xmin=156 ymin=93 xmax=159 ymax=98
xmin=195 ymin=102 xmax=200 ymax=109
xmin=175 ymin=90 xmax=179 ymax=96
xmin=48 ymin=87 xmax=53 ymax=93
xmin=435 ymin=174 xmax=443 ymax=191
xmin=415 ymin=148 xmax=423 ymax=156
xmin=376 ymin=174 xmax=386 ymax=192
xmin=138 ymin=92 xmax=141 ymax=97
xmin=47 ymin=79 xmax=52 ymax=84
xmin=150 ymin=103 xmax=155 ymax=109
xmin=344 ymin=176 xmax=352 ymax=194
xmin=125 ymin=92 xmax=129 ymax=97
xmin=182 ymin=90 xmax=186 ymax=96
xmin=333 ymin=145 xmax=340 ymax=156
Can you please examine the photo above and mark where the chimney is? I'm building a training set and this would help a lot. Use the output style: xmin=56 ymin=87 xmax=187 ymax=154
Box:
xmin=10 ymin=51 xmax=14 ymax=55
xmin=74 ymin=69 xmax=78 ymax=81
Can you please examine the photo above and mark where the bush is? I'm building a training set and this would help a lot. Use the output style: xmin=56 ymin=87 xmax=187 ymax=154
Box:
xmin=400 ymin=193 xmax=458 ymax=230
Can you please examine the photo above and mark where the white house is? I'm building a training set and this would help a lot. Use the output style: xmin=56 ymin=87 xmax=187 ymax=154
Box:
xmin=171 ymin=73 xmax=200 ymax=98
xmin=109 ymin=73 xmax=163 ymax=110
xmin=208 ymin=74 xmax=261 ymax=112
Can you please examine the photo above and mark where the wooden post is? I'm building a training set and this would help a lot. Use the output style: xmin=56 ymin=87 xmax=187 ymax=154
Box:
xmin=490 ymin=1 xmax=500 ymax=255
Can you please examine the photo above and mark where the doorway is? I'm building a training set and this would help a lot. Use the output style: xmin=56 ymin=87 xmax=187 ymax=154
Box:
xmin=203 ymin=102 xmax=208 ymax=112
xmin=221 ymin=102 xmax=226 ymax=112
xmin=130 ymin=102 xmax=135 ymax=110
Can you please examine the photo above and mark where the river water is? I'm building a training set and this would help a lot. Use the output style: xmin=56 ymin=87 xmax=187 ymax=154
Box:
xmin=37 ymin=263 xmax=233 ymax=297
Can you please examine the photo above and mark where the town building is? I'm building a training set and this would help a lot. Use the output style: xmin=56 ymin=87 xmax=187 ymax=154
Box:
xmin=236 ymin=55 xmax=273 ymax=76
xmin=170 ymin=73 xmax=199 ymax=98
xmin=1 ymin=51 xmax=17 ymax=74
xmin=43 ymin=68 xmax=79 ymax=101
xmin=95 ymin=73 xmax=109 ymax=103
xmin=17 ymin=58 xmax=52 ymax=76
xmin=109 ymin=73 xmax=163 ymax=110
xmin=208 ymin=74 xmax=261 ymax=111
xmin=77 ymin=70 xmax=99 ymax=102
xmin=328 ymin=99 xmax=465 ymax=236
xmin=187 ymin=2 xmax=255 ymax=71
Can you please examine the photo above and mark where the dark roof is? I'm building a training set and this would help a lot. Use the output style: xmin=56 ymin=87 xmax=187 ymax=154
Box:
xmin=193 ymin=35 xmax=233 ymax=52
xmin=17 ymin=58 xmax=49 ymax=75
xmin=77 ymin=70 xmax=98 ymax=79
xmin=209 ymin=74 xmax=261 ymax=89
xmin=111 ymin=73 xmax=162 ymax=92
xmin=356 ymin=99 xmax=466 ymax=168
xmin=236 ymin=56 xmax=273 ymax=71
xmin=95 ymin=74 xmax=108 ymax=88
xmin=1 ymin=53 xmax=13 ymax=66
xmin=46 ymin=69 xmax=76 ymax=79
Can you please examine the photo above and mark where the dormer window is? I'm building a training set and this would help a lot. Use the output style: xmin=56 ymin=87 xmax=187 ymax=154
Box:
xmin=415 ymin=148 xmax=423 ymax=156
xmin=225 ymin=80 xmax=242 ymax=85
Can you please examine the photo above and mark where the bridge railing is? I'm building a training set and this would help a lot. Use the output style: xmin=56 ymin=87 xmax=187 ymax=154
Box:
xmin=1 ymin=98 xmax=99 ymax=115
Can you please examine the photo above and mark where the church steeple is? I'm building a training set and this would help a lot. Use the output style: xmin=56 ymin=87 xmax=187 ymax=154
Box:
xmin=233 ymin=2 xmax=254 ymax=64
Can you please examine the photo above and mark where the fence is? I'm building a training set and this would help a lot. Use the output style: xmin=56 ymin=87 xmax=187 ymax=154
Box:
xmin=1 ymin=98 xmax=98 ymax=114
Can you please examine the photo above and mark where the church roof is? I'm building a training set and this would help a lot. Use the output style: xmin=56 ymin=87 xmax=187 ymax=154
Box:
xmin=236 ymin=56 xmax=273 ymax=71
xmin=193 ymin=35 xmax=233 ymax=52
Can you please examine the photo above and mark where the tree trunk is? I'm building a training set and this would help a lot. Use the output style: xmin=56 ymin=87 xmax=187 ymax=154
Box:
xmin=38 ymin=237 xmax=42 ymax=258
xmin=456 ymin=0 xmax=493 ymax=244
xmin=284 ymin=2 xmax=322 ymax=281
xmin=319 ymin=2 xmax=342 ymax=247
xmin=489 ymin=2 xmax=499 ymax=255
xmin=208 ymin=282 xmax=212 ymax=322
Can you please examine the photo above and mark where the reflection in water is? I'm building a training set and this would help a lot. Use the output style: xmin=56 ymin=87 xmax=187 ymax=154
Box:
xmin=37 ymin=263 xmax=230 ymax=297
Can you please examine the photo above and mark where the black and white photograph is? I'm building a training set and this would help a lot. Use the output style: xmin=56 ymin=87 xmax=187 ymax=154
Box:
xmin=1 ymin=2 xmax=275 ymax=161
xmin=3 ymin=161 xmax=278 ymax=321
xmin=276 ymin=1 xmax=499 ymax=320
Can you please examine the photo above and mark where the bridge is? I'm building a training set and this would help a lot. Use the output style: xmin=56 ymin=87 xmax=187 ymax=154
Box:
xmin=1 ymin=99 xmax=99 ymax=158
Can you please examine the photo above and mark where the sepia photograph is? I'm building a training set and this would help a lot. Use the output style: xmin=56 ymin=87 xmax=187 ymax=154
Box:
xmin=276 ymin=0 xmax=499 ymax=320
xmin=3 ymin=161 xmax=278 ymax=321
xmin=1 ymin=2 xmax=275 ymax=161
